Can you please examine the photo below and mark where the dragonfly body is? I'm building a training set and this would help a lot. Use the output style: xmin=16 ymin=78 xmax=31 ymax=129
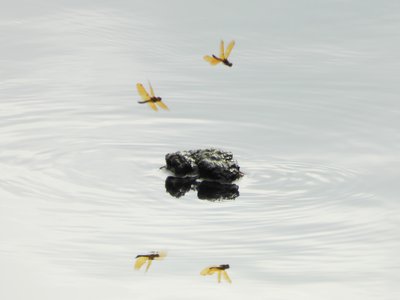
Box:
xmin=212 ymin=54 xmax=232 ymax=67
xmin=204 ymin=40 xmax=235 ymax=67
xmin=135 ymin=253 xmax=160 ymax=260
xmin=134 ymin=251 xmax=167 ymax=272
xmin=137 ymin=82 xmax=169 ymax=111
xmin=200 ymin=264 xmax=232 ymax=283
xmin=210 ymin=264 xmax=230 ymax=270
xmin=138 ymin=97 xmax=162 ymax=104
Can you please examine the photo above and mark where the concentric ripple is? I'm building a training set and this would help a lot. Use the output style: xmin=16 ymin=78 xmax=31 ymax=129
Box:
xmin=1 ymin=4 xmax=399 ymax=300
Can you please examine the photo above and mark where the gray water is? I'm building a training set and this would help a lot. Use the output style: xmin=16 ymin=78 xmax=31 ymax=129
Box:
xmin=1 ymin=1 xmax=399 ymax=299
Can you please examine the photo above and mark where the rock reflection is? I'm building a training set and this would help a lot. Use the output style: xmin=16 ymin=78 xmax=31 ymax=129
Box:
xmin=165 ymin=176 xmax=239 ymax=201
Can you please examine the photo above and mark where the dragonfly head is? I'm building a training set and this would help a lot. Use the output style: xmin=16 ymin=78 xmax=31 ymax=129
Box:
xmin=155 ymin=97 xmax=162 ymax=102
xmin=220 ymin=264 xmax=230 ymax=269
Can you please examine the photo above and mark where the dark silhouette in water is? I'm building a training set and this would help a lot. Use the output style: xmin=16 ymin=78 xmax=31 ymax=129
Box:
xmin=165 ymin=176 xmax=239 ymax=201
xmin=196 ymin=181 xmax=239 ymax=200
xmin=164 ymin=176 xmax=197 ymax=198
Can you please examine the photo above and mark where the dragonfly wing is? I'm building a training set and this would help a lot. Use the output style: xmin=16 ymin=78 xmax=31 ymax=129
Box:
xmin=217 ymin=270 xmax=222 ymax=283
xmin=220 ymin=40 xmax=225 ymax=59
xmin=156 ymin=101 xmax=169 ymax=110
xmin=148 ymin=81 xmax=155 ymax=97
xmin=200 ymin=266 xmax=217 ymax=275
xmin=222 ymin=270 xmax=232 ymax=283
xmin=134 ymin=257 xmax=148 ymax=270
xmin=148 ymin=101 xmax=158 ymax=111
xmin=154 ymin=250 xmax=168 ymax=260
xmin=137 ymin=83 xmax=151 ymax=101
xmin=200 ymin=267 xmax=211 ymax=275
xmin=145 ymin=259 xmax=153 ymax=272
xmin=203 ymin=55 xmax=221 ymax=65
xmin=225 ymin=40 xmax=235 ymax=59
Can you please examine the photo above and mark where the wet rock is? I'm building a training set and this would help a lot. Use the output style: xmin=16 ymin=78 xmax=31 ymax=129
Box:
xmin=165 ymin=152 xmax=197 ymax=176
xmin=165 ymin=149 xmax=242 ymax=182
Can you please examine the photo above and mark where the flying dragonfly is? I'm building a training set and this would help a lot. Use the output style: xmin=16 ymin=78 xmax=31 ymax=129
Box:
xmin=204 ymin=40 xmax=235 ymax=67
xmin=137 ymin=82 xmax=169 ymax=111
xmin=134 ymin=251 xmax=167 ymax=272
xmin=200 ymin=264 xmax=232 ymax=283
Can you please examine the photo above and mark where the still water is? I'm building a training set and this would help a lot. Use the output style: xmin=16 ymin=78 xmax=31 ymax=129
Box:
xmin=1 ymin=1 xmax=399 ymax=299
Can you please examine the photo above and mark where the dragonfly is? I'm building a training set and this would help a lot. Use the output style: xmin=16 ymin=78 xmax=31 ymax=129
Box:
xmin=137 ymin=82 xmax=169 ymax=111
xmin=200 ymin=264 xmax=232 ymax=283
xmin=134 ymin=251 xmax=167 ymax=272
xmin=204 ymin=40 xmax=235 ymax=67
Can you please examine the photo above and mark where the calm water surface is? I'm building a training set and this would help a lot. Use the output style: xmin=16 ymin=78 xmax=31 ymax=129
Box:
xmin=1 ymin=1 xmax=399 ymax=299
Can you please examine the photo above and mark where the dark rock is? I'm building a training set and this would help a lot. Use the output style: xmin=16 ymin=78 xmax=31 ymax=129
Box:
xmin=165 ymin=152 xmax=197 ymax=176
xmin=165 ymin=149 xmax=242 ymax=182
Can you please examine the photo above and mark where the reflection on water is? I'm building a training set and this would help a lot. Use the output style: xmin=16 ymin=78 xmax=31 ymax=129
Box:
xmin=165 ymin=176 xmax=239 ymax=200
xmin=200 ymin=264 xmax=232 ymax=284
xmin=1 ymin=1 xmax=399 ymax=300
xmin=134 ymin=251 xmax=167 ymax=273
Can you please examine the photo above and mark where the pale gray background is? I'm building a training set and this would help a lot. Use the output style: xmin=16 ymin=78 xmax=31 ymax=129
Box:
xmin=1 ymin=0 xmax=399 ymax=299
